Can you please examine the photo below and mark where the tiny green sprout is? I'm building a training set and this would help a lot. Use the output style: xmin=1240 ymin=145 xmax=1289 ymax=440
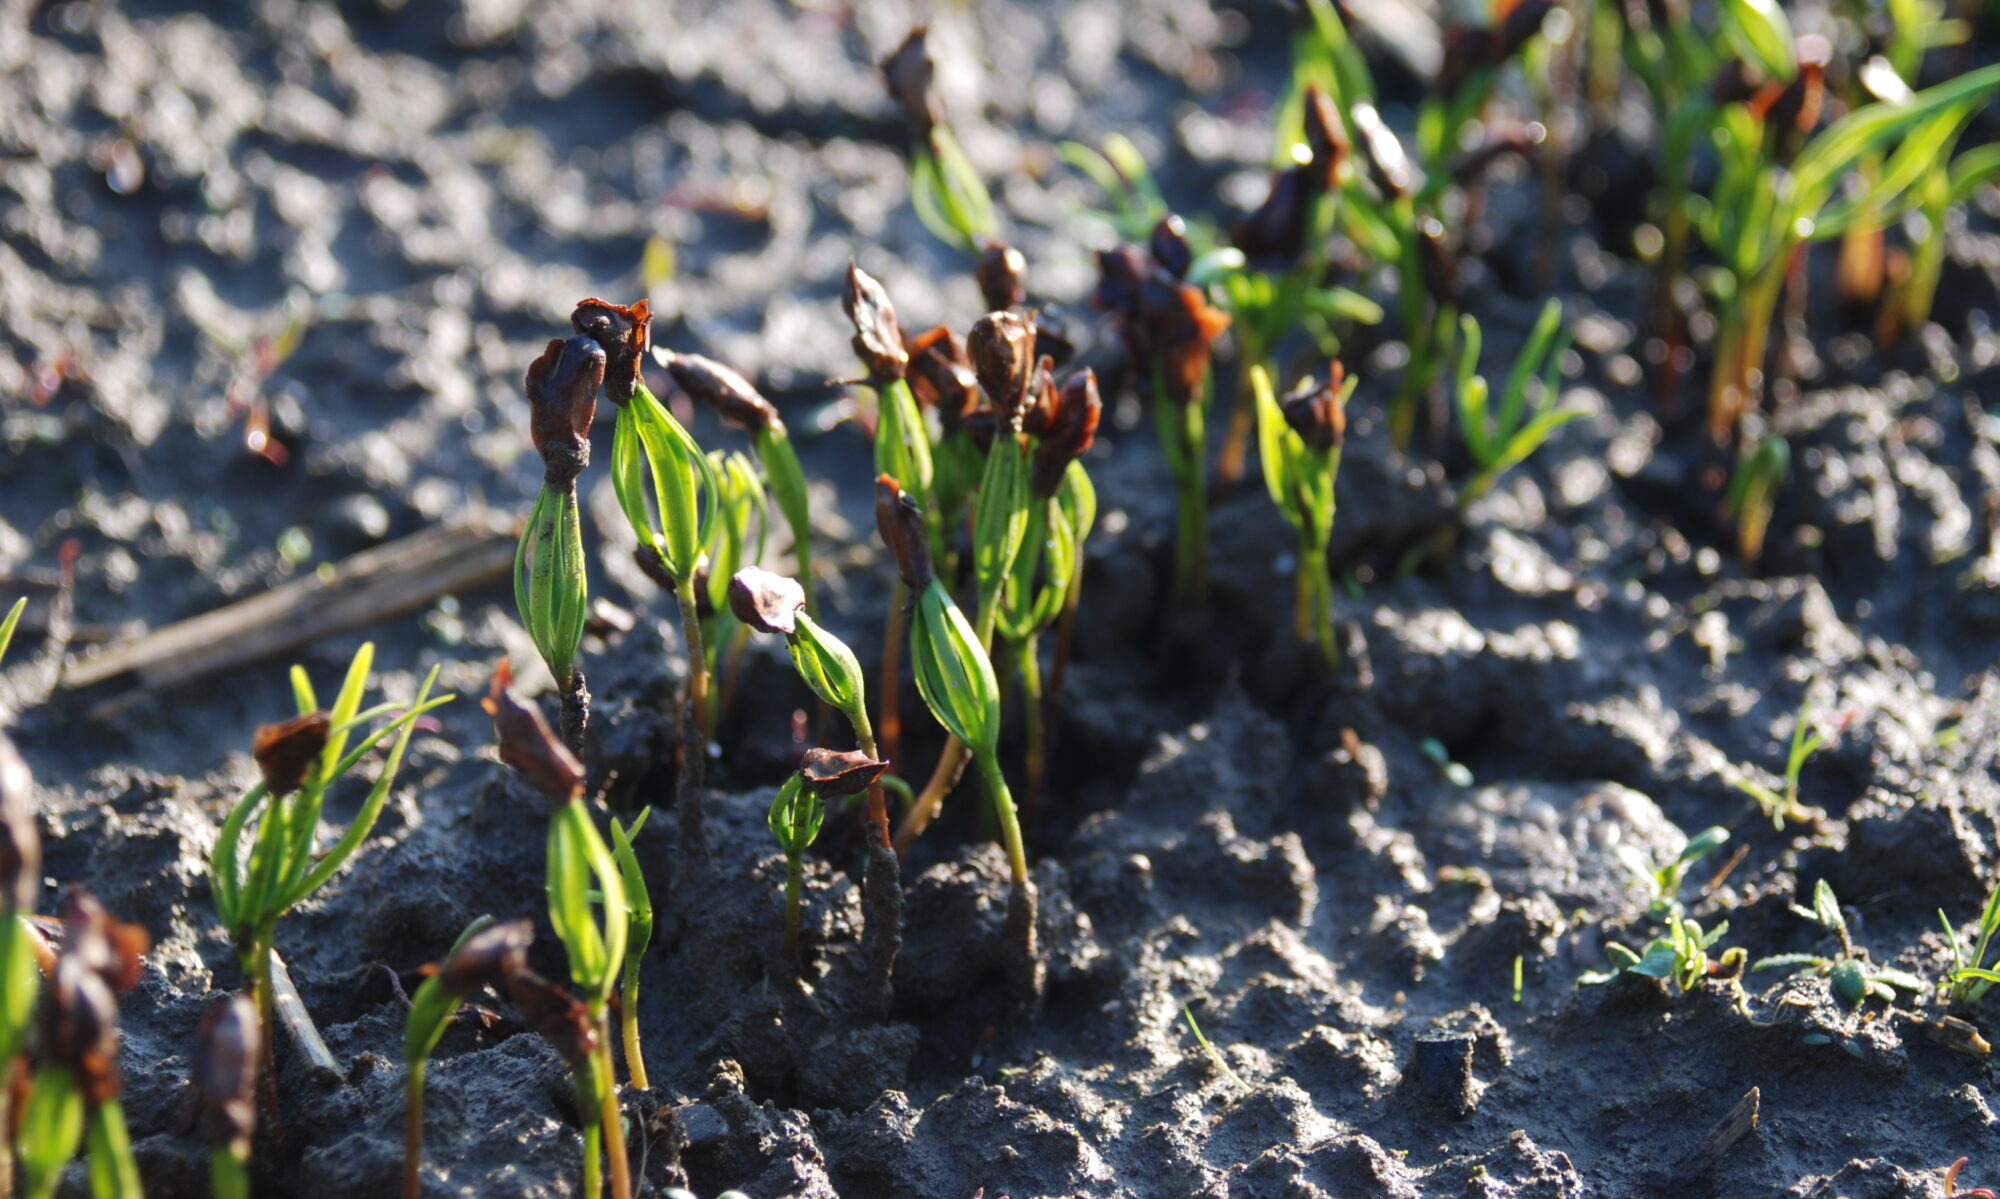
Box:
xmin=1058 ymin=133 xmax=1168 ymax=242
xmin=1253 ymin=362 xmax=1352 ymax=665
xmin=196 ymin=994 xmax=258 ymax=1199
xmin=1418 ymin=738 xmax=1473 ymax=787
xmin=484 ymin=664 xmax=632 ymax=1199
xmin=966 ymin=312 xmax=1037 ymax=643
xmin=1617 ymin=825 xmax=1730 ymax=922
xmin=1450 ymin=300 xmax=1580 ymax=509
xmin=1725 ymin=435 xmax=1790 ymax=566
xmin=209 ymin=643 xmax=447 ymax=1132
xmin=607 ymin=811 xmax=653 ymax=1089
xmin=1752 ymin=880 xmax=1930 ymax=1005
xmin=1941 ymin=877 xmax=2000 ymax=1007
xmin=19 ymin=891 xmax=148 ymax=1199
xmin=1731 ymin=698 xmax=1825 ymax=829
xmin=1582 ymin=914 xmax=1738 ymax=994
xmin=0 ymin=596 xmax=24 ymax=663
xmin=882 ymin=26 xmax=997 ymax=252
xmin=767 ymin=765 xmax=824 ymax=967
xmin=1182 ymin=1003 xmax=1253 ymax=1093
xmin=1512 ymin=955 xmax=1524 ymax=1004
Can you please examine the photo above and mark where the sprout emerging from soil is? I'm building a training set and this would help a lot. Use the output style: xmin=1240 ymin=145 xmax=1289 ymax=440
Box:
xmin=209 ymin=643 xmax=445 ymax=1143
xmin=519 ymin=334 xmax=603 ymax=753
xmin=1253 ymin=362 xmax=1353 ymax=665
xmin=878 ymin=475 xmax=1043 ymax=1009
xmin=582 ymin=300 xmax=720 ymax=859
xmin=403 ymin=916 xmax=524 ymax=1199
xmin=1091 ymin=222 xmax=1230 ymax=613
xmin=196 ymin=994 xmax=260 ymax=1199
xmin=882 ymin=25 xmax=997 ymax=252
xmin=1752 ymin=880 xmax=1929 ymax=1005
xmin=18 ymin=891 xmax=149 ymax=1199
xmin=770 ymin=751 xmax=888 ymax=969
xmin=730 ymin=566 xmax=904 ymax=1012
xmin=1941 ymin=877 xmax=2000 ymax=1008
xmin=484 ymin=664 xmax=634 ymax=1199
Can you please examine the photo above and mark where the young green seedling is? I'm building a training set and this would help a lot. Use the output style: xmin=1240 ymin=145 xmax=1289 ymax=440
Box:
xmin=1213 ymin=86 xmax=1378 ymax=490
xmin=607 ymin=811 xmax=652 ymax=1089
xmin=19 ymin=891 xmax=148 ymax=1199
xmin=770 ymin=750 xmax=889 ymax=970
xmin=571 ymin=299 xmax=720 ymax=852
xmin=517 ymin=333 xmax=602 ymax=753
xmin=1 ymin=734 xmax=40 ymax=1198
xmin=1940 ymin=877 xmax=2000 ymax=1007
xmin=994 ymin=367 xmax=1102 ymax=820
xmin=878 ymin=476 xmax=1043 ymax=1009
xmin=1724 ymin=434 xmax=1791 ymax=566
xmin=1582 ymin=913 xmax=1738 ymax=994
xmin=881 ymin=26 xmax=998 ymax=252
xmin=674 ymin=346 xmax=816 ymax=623
xmin=1730 ymin=698 xmax=1825 ymax=829
xmin=0 ymin=596 xmax=23 ymax=663
xmin=209 ymin=643 xmax=446 ymax=1127
xmin=195 ymin=995 xmax=259 ymax=1199
xmin=484 ymin=664 xmax=632 ymax=1199
xmin=700 ymin=449 xmax=769 ymax=731
xmin=1698 ymin=45 xmax=2000 ymax=441
xmin=402 ymin=916 xmax=519 ymax=1199
xmin=1253 ymin=361 xmax=1352 ymax=665
xmin=1092 ymin=222 xmax=1232 ymax=613
xmin=1752 ymin=879 xmax=1929 ymax=1004
xmin=1449 ymin=300 xmax=1579 ymax=508
xmin=1616 ymin=824 xmax=1730 ymax=922
xmin=729 ymin=566 xmax=904 ymax=1011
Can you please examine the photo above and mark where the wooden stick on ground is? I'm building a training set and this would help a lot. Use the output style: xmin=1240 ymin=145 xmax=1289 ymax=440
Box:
xmin=63 ymin=514 xmax=516 ymax=716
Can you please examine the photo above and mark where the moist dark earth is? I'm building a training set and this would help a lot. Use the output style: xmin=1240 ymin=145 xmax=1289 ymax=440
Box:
xmin=6 ymin=0 xmax=2000 ymax=1196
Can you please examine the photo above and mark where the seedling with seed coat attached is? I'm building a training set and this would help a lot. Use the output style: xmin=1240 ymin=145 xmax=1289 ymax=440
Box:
xmin=209 ymin=643 xmax=445 ymax=1137
xmin=1253 ymin=362 xmax=1352 ymax=665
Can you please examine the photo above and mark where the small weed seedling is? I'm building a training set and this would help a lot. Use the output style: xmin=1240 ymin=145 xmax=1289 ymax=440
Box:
xmin=1449 ymin=300 xmax=1578 ymax=509
xmin=485 ymin=665 xmax=633 ymax=1199
xmin=1724 ymin=434 xmax=1790 ymax=566
xmin=1253 ymin=361 xmax=1352 ymax=664
xmin=195 ymin=995 xmax=259 ymax=1199
xmin=1752 ymin=880 xmax=1929 ymax=1005
xmin=1582 ymin=913 xmax=1738 ymax=994
xmin=1182 ymin=1003 xmax=1253 ymax=1093
xmin=1618 ymin=824 xmax=1730 ymax=922
xmin=209 ymin=643 xmax=445 ymax=1129
xmin=1731 ymin=698 xmax=1825 ymax=829
xmin=0 ymin=595 xmax=23 ymax=662
xmin=1940 ymin=877 xmax=2000 ymax=1006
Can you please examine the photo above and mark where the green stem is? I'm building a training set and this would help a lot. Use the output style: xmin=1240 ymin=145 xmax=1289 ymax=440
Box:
xmin=1172 ymin=401 xmax=1210 ymax=613
xmin=1299 ymin=542 xmax=1337 ymax=668
xmin=976 ymin=752 xmax=1028 ymax=887
xmin=619 ymin=958 xmax=649 ymax=1091
xmin=84 ymin=1100 xmax=140 ymax=1199
xmin=577 ymin=1076 xmax=602 ymax=1199
xmin=594 ymin=1032 xmax=632 ymax=1199
xmin=673 ymin=576 xmax=708 ymax=853
xmin=782 ymin=853 xmax=803 ymax=965
xmin=1018 ymin=634 xmax=1045 ymax=829
xmin=213 ymin=1149 xmax=250 ymax=1199
xmin=403 ymin=1061 xmax=425 ymax=1199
